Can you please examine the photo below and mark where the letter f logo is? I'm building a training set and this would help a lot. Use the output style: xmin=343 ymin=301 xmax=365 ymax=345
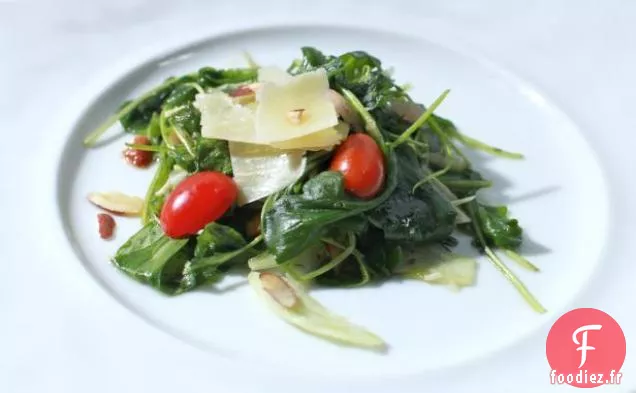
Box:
xmin=572 ymin=324 xmax=602 ymax=368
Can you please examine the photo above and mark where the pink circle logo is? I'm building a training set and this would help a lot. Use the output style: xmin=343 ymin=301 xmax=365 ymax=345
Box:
xmin=546 ymin=308 xmax=626 ymax=388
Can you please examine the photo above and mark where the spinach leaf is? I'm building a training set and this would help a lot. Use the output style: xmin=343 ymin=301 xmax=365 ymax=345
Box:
xmin=369 ymin=145 xmax=456 ymax=243
xmin=472 ymin=202 xmax=523 ymax=250
xmin=263 ymin=154 xmax=398 ymax=262
xmin=194 ymin=222 xmax=247 ymax=258
xmin=357 ymin=227 xmax=403 ymax=278
xmin=112 ymin=222 xmax=258 ymax=295
xmin=112 ymin=222 xmax=191 ymax=294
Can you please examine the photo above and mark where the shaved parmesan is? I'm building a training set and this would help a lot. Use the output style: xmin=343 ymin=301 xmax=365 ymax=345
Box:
xmin=258 ymin=66 xmax=293 ymax=85
xmin=269 ymin=122 xmax=350 ymax=151
xmin=229 ymin=142 xmax=306 ymax=206
xmin=195 ymin=91 xmax=257 ymax=142
xmin=255 ymin=68 xmax=338 ymax=143
xmin=197 ymin=68 xmax=341 ymax=151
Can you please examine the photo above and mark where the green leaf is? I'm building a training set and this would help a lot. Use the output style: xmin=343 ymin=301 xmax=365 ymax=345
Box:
xmin=194 ymin=222 xmax=247 ymax=258
xmin=288 ymin=47 xmax=335 ymax=74
xmin=142 ymin=151 xmax=174 ymax=223
xmin=301 ymin=171 xmax=346 ymax=200
xmin=369 ymin=145 xmax=456 ymax=243
xmin=163 ymin=84 xmax=199 ymax=110
xmin=438 ymin=169 xmax=491 ymax=198
xmin=474 ymin=203 xmax=523 ymax=250
xmin=288 ymin=47 xmax=406 ymax=110
xmin=168 ymin=137 xmax=232 ymax=174
xmin=118 ymin=75 xmax=197 ymax=135
xmin=357 ymin=227 xmax=403 ymax=278
xmin=112 ymin=222 xmax=260 ymax=295
xmin=197 ymin=67 xmax=258 ymax=88
xmin=263 ymin=154 xmax=399 ymax=262
xmin=112 ymin=222 xmax=190 ymax=292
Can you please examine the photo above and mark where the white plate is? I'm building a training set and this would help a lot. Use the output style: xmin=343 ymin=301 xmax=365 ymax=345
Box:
xmin=2 ymin=1 xmax=635 ymax=393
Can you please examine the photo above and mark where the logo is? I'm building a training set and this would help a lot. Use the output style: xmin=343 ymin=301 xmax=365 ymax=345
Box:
xmin=546 ymin=308 xmax=626 ymax=388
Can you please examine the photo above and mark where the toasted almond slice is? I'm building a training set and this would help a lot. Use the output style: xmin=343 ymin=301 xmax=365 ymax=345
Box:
xmin=87 ymin=191 xmax=144 ymax=216
xmin=259 ymin=272 xmax=299 ymax=309
xmin=327 ymin=89 xmax=362 ymax=129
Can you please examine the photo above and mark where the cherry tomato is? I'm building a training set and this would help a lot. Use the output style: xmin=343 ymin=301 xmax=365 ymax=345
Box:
xmin=329 ymin=133 xmax=385 ymax=199
xmin=160 ymin=172 xmax=238 ymax=238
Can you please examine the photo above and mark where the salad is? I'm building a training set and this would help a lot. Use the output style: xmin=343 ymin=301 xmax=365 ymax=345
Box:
xmin=84 ymin=47 xmax=545 ymax=350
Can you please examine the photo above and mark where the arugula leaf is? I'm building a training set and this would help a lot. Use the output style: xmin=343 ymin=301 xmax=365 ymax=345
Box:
xmin=168 ymin=137 xmax=232 ymax=174
xmin=163 ymin=85 xmax=202 ymax=136
xmin=197 ymin=67 xmax=258 ymax=89
xmin=289 ymin=47 xmax=406 ymax=110
xmin=288 ymin=47 xmax=334 ymax=73
xmin=473 ymin=202 xmax=523 ymax=250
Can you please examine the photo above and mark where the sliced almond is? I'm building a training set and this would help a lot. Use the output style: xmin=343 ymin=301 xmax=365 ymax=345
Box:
xmin=286 ymin=108 xmax=307 ymax=125
xmin=259 ymin=272 xmax=299 ymax=309
xmin=327 ymin=89 xmax=362 ymax=129
xmin=87 ymin=191 xmax=144 ymax=216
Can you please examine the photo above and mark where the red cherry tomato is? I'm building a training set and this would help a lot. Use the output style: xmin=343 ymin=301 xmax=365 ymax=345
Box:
xmin=329 ymin=133 xmax=385 ymax=199
xmin=160 ymin=172 xmax=237 ymax=238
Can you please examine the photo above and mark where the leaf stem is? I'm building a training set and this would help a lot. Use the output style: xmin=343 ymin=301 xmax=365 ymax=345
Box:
xmin=503 ymin=249 xmax=540 ymax=272
xmin=320 ymin=238 xmax=370 ymax=287
xmin=427 ymin=116 xmax=471 ymax=168
xmin=172 ymin=124 xmax=196 ymax=158
xmin=412 ymin=136 xmax=454 ymax=193
xmin=467 ymin=202 xmax=545 ymax=313
xmin=484 ymin=247 xmax=545 ymax=312
xmin=141 ymin=151 xmax=174 ymax=224
xmin=125 ymin=143 xmax=163 ymax=152
xmin=83 ymin=74 xmax=195 ymax=147
xmin=388 ymin=89 xmax=450 ymax=149
xmin=300 ymin=233 xmax=355 ymax=281
xmin=442 ymin=180 xmax=493 ymax=189
xmin=450 ymin=130 xmax=524 ymax=159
